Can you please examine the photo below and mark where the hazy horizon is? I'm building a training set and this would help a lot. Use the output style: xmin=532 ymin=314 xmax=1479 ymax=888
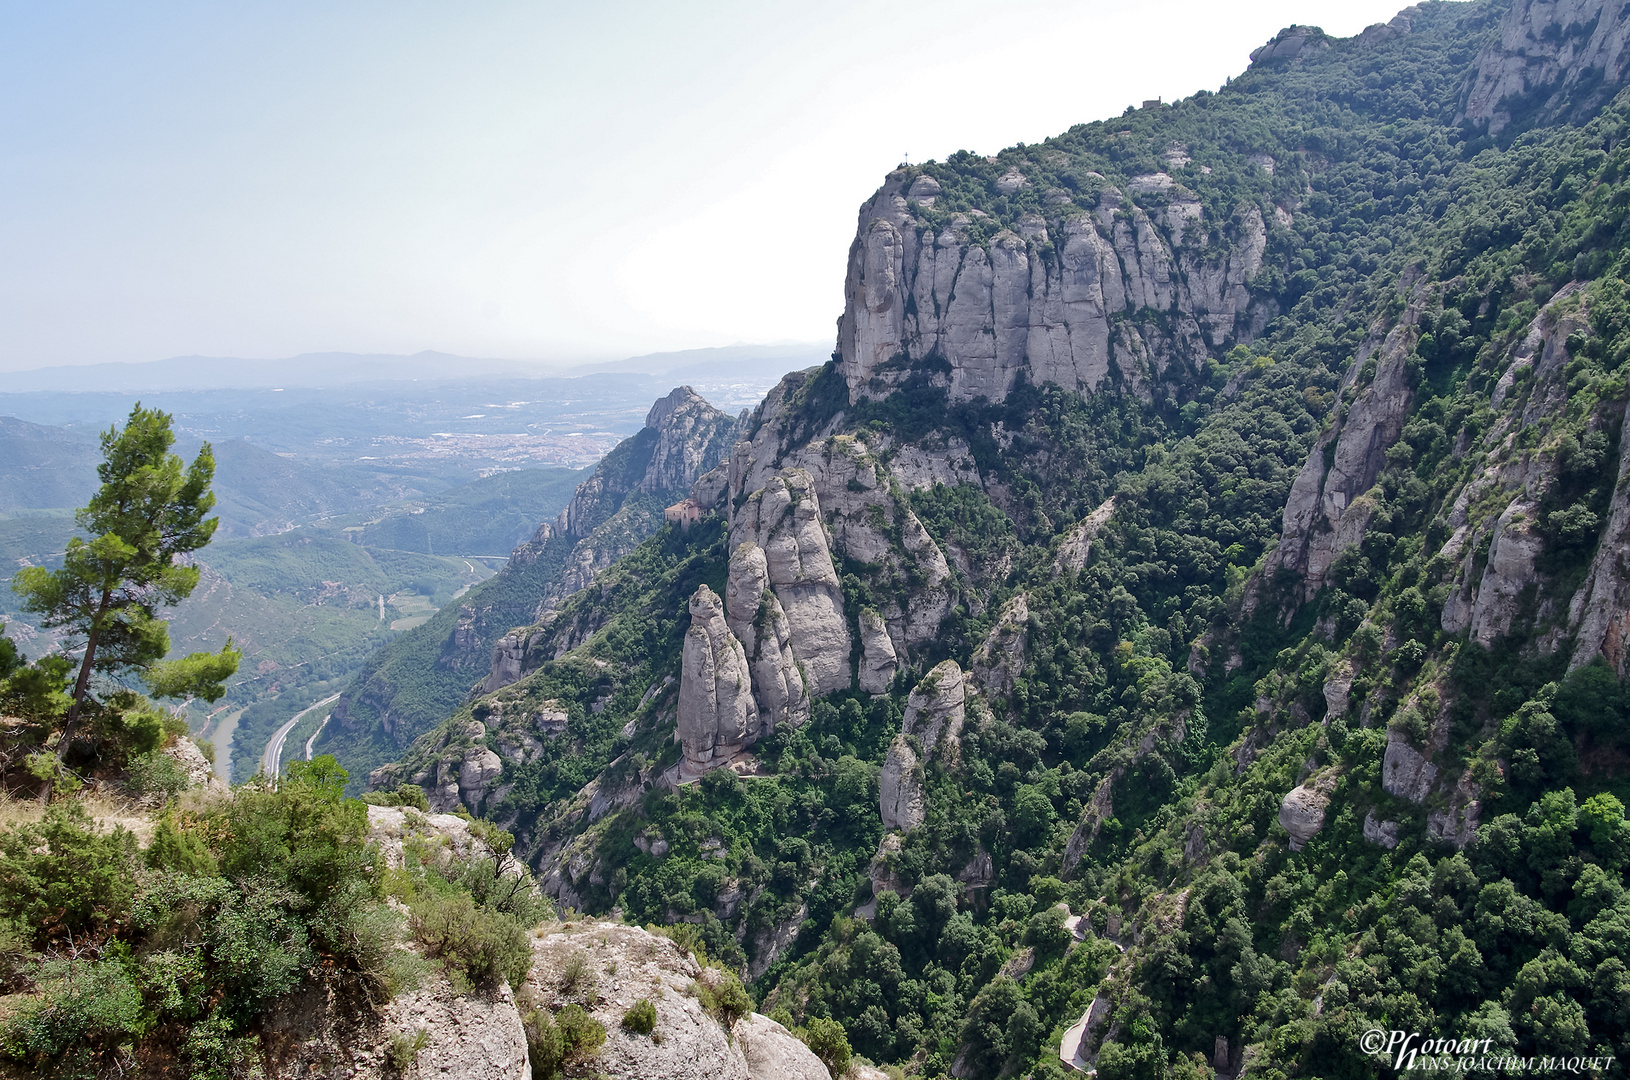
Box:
xmin=3 ymin=0 xmax=1412 ymax=374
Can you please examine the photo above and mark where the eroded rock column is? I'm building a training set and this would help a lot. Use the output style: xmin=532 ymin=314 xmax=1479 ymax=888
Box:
xmin=678 ymin=585 xmax=758 ymax=779
xmin=731 ymin=470 xmax=852 ymax=696
xmin=725 ymin=542 xmax=811 ymax=733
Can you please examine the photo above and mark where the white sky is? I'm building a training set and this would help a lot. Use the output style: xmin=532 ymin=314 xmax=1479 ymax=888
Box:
xmin=0 ymin=0 xmax=1418 ymax=372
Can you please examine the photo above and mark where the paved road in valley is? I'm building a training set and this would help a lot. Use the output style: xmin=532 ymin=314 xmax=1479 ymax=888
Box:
xmin=261 ymin=693 xmax=341 ymax=779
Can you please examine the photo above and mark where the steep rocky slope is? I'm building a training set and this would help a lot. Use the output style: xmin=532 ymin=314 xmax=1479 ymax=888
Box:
xmin=367 ymin=1 xmax=1630 ymax=1076
xmin=318 ymin=387 xmax=741 ymax=789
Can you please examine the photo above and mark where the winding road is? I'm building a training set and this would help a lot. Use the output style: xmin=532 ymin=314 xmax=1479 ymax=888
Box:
xmin=261 ymin=693 xmax=341 ymax=779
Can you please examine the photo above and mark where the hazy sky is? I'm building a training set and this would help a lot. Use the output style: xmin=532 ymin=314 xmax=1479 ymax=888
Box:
xmin=1 ymin=0 xmax=1417 ymax=373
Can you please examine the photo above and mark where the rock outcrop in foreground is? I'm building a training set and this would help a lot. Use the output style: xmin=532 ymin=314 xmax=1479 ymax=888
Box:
xmin=525 ymin=921 xmax=828 ymax=1080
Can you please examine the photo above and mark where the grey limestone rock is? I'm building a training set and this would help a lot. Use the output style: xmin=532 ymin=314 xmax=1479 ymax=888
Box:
xmin=1469 ymin=499 xmax=1545 ymax=647
xmin=479 ymin=629 xmax=546 ymax=697
xmin=723 ymin=395 xmax=955 ymax=662
xmin=1363 ymin=810 xmax=1401 ymax=849
xmin=1053 ymin=497 xmax=1116 ymax=573
xmin=747 ymin=901 xmax=807 ymax=981
xmin=866 ymin=831 xmax=907 ymax=909
xmin=262 ymin=971 xmax=528 ymax=1080
xmin=524 ymin=921 xmax=824 ymax=1080
xmin=1267 ymin=318 xmax=1417 ymax=603
xmin=458 ymin=746 xmax=504 ymax=807
xmin=163 ymin=734 xmax=222 ymax=792
xmin=1570 ymin=391 xmax=1630 ymax=676
xmin=730 ymin=470 xmax=852 ymax=696
xmin=535 ymin=386 xmax=743 ymax=618
xmin=971 ymin=593 xmax=1029 ymax=697
xmin=1381 ymin=729 xmax=1438 ymax=804
xmin=678 ymin=585 xmax=758 ymax=780
xmin=1278 ymin=778 xmax=1333 ymax=852
xmin=734 ymin=1013 xmax=829 ymax=1080
xmin=1323 ymin=661 xmax=1354 ymax=719
xmin=904 ymin=660 xmax=966 ymax=760
xmin=725 ymin=542 xmax=810 ymax=732
xmin=880 ymin=734 xmax=927 ymax=832
xmin=1462 ymin=0 xmax=1630 ymax=133
xmin=805 ymin=437 xmax=953 ymax=652
xmin=1249 ymin=25 xmax=1331 ymax=65
xmin=858 ymin=608 xmax=899 ymax=695
xmin=835 ymin=163 xmax=1267 ymax=406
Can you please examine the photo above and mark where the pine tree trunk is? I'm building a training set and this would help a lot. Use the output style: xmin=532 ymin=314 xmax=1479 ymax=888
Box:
xmin=41 ymin=592 xmax=109 ymax=803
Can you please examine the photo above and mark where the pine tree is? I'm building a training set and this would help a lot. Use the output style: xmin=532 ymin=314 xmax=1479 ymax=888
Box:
xmin=11 ymin=403 xmax=239 ymax=773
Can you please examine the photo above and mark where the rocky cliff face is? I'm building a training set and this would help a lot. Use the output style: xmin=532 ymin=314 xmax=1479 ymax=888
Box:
xmin=1462 ymin=0 xmax=1630 ymax=133
xmin=879 ymin=734 xmax=927 ymax=832
xmin=524 ymin=921 xmax=829 ymax=1080
xmin=461 ymin=388 xmax=741 ymax=701
xmin=725 ymin=542 xmax=811 ymax=732
xmin=728 ymin=470 xmax=851 ymax=696
xmin=1570 ymin=388 xmax=1630 ymax=675
xmin=1264 ymin=307 xmax=1422 ymax=605
xmin=324 ymin=386 xmax=740 ymax=786
xmin=836 ymin=164 xmax=1268 ymax=405
xmin=530 ymin=386 xmax=743 ymax=620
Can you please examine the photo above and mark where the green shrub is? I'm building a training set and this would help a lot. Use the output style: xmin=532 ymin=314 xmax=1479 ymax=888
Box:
xmin=801 ymin=1017 xmax=852 ymax=1080
xmin=524 ymin=1008 xmax=565 ymax=1078
xmin=361 ymin=784 xmax=430 ymax=811
xmin=126 ymin=749 xmax=191 ymax=801
xmin=556 ymin=1004 xmax=606 ymax=1064
xmin=559 ymin=949 xmax=595 ymax=1000
xmin=217 ymin=756 xmax=376 ymax=911
xmin=0 ymin=956 xmax=146 ymax=1077
xmin=0 ymin=804 xmax=137 ymax=946
xmin=696 ymin=971 xmax=752 ymax=1030
xmin=386 ymin=1028 xmax=429 ymax=1074
xmin=180 ymin=1006 xmax=257 ymax=1080
xmin=407 ymin=891 xmax=532 ymax=991
xmin=621 ymin=998 xmax=657 ymax=1035
xmin=145 ymin=814 xmax=218 ymax=876
xmin=446 ymin=852 xmax=554 ymax=927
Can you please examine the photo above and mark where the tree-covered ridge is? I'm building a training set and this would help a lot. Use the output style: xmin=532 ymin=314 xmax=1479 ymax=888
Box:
xmin=356 ymin=2 xmax=1630 ymax=1077
xmin=320 ymin=388 xmax=742 ymax=793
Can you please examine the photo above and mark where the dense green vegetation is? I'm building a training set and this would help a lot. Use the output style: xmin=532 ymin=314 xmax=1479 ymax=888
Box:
xmin=0 ymin=758 xmax=552 ymax=1078
xmin=358 ymin=4 xmax=1630 ymax=1077
xmin=322 ymin=413 xmax=739 ymax=794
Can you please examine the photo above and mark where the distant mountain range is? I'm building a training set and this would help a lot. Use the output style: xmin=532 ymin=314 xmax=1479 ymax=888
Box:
xmin=0 ymin=343 xmax=829 ymax=394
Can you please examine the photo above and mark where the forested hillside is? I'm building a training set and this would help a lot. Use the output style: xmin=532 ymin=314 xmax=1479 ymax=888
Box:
xmin=319 ymin=387 xmax=743 ymax=791
xmin=365 ymin=0 xmax=1630 ymax=1076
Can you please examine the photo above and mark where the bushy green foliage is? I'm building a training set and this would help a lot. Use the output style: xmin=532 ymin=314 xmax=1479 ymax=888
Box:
xmin=386 ymin=1027 xmax=429 ymax=1074
xmin=0 ymin=753 xmax=534 ymax=1076
xmin=0 ymin=804 xmax=137 ymax=945
xmin=696 ymin=970 xmax=753 ymax=1029
xmin=388 ymin=819 xmax=553 ymax=993
xmin=0 ymin=955 xmax=147 ymax=1079
xmin=621 ymin=997 xmax=657 ymax=1035
xmin=406 ymin=890 xmax=533 ymax=991
xmin=527 ymin=1003 xmax=606 ymax=1078
xmin=800 ymin=1016 xmax=852 ymax=1080
xmin=362 ymin=782 xmax=432 ymax=810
